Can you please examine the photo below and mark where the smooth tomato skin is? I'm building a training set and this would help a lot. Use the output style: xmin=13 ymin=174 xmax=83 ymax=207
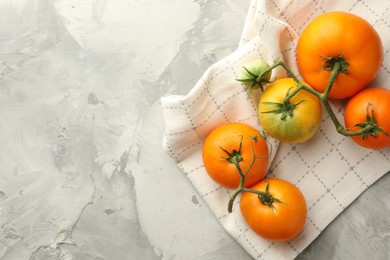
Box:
xmin=240 ymin=178 xmax=307 ymax=241
xmin=202 ymin=122 xmax=269 ymax=189
xmin=297 ymin=12 xmax=383 ymax=99
xmin=258 ymin=78 xmax=322 ymax=143
xmin=344 ymin=87 xmax=390 ymax=149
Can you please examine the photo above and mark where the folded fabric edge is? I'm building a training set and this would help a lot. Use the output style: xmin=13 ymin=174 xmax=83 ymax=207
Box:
xmin=238 ymin=0 xmax=259 ymax=48
xmin=159 ymin=37 xmax=265 ymax=161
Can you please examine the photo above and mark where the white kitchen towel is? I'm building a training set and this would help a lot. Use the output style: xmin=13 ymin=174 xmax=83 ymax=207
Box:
xmin=161 ymin=0 xmax=390 ymax=259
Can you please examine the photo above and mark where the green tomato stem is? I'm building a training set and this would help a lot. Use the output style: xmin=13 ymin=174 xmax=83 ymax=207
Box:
xmin=318 ymin=62 xmax=375 ymax=136
xmin=228 ymin=160 xmax=245 ymax=213
xmin=227 ymin=136 xmax=268 ymax=213
xmin=266 ymin=60 xmax=377 ymax=138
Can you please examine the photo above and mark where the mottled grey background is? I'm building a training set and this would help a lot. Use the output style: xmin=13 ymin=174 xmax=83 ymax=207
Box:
xmin=0 ymin=0 xmax=388 ymax=259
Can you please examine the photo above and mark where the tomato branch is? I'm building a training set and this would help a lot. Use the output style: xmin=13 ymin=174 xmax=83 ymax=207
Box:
xmin=227 ymin=136 xmax=270 ymax=213
xmin=264 ymin=60 xmax=379 ymax=138
xmin=319 ymin=62 xmax=376 ymax=136
xmin=228 ymin=160 xmax=245 ymax=213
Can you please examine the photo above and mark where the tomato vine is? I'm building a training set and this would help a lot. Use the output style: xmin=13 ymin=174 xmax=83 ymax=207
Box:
xmin=227 ymin=134 xmax=273 ymax=213
xmin=254 ymin=60 xmax=380 ymax=138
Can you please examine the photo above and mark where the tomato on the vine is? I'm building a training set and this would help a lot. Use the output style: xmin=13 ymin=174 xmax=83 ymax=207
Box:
xmin=258 ymin=78 xmax=322 ymax=143
xmin=240 ymin=178 xmax=307 ymax=241
xmin=202 ymin=122 xmax=269 ymax=189
xmin=344 ymin=87 xmax=390 ymax=149
xmin=297 ymin=11 xmax=383 ymax=99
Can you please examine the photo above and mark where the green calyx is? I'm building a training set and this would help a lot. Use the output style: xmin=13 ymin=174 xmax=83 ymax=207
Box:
xmin=236 ymin=59 xmax=272 ymax=95
xmin=261 ymin=100 xmax=304 ymax=120
xmin=220 ymin=136 xmax=243 ymax=164
xmin=322 ymin=54 xmax=349 ymax=74
xmin=236 ymin=67 xmax=271 ymax=92
xmin=261 ymin=87 xmax=305 ymax=120
xmin=257 ymin=182 xmax=284 ymax=210
xmin=355 ymin=104 xmax=390 ymax=140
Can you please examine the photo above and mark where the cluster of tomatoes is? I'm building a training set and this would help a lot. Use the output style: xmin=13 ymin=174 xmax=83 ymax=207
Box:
xmin=202 ymin=122 xmax=307 ymax=241
xmin=259 ymin=11 xmax=389 ymax=148
xmin=201 ymin=12 xmax=389 ymax=242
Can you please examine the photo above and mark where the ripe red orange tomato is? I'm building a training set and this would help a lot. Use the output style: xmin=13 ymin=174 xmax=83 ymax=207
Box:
xmin=240 ymin=178 xmax=307 ymax=241
xmin=202 ymin=122 xmax=269 ymax=189
xmin=297 ymin=12 xmax=383 ymax=99
xmin=344 ymin=87 xmax=390 ymax=149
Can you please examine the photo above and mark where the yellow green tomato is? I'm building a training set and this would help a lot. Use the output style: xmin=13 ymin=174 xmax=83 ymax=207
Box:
xmin=258 ymin=78 xmax=322 ymax=143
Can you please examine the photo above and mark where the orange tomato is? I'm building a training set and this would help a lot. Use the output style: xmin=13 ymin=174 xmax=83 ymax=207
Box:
xmin=344 ymin=87 xmax=390 ymax=149
xmin=297 ymin=12 xmax=383 ymax=99
xmin=240 ymin=178 xmax=307 ymax=241
xmin=202 ymin=122 xmax=269 ymax=189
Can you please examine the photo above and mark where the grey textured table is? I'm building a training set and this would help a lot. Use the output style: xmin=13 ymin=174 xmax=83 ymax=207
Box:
xmin=0 ymin=1 xmax=388 ymax=259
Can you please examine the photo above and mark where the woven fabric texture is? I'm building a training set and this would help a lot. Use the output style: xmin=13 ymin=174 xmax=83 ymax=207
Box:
xmin=161 ymin=0 xmax=390 ymax=259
